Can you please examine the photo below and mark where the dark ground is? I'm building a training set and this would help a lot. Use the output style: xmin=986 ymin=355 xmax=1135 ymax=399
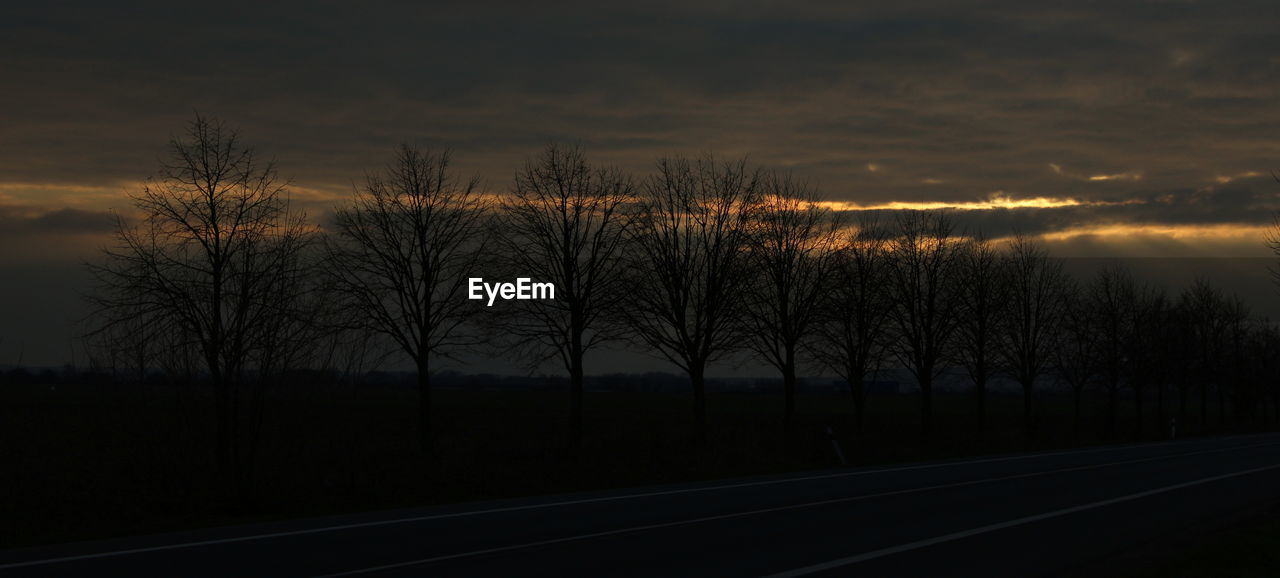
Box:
xmin=3 ymin=433 xmax=1278 ymax=576
xmin=0 ymin=378 xmax=1265 ymax=553
xmin=1125 ymin=502 xmax=1280 ymax=578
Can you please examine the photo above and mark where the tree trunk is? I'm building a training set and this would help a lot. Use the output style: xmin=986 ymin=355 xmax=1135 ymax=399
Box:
xmin=230 ymin=376 xmax=247 ymax=502
xmin=1134 ymin=383 xmax=1144 ymax=440
xmin=782 ymin=358 xmax=797 ymax=434
xmin=569 ymin=350 xmax=584 ymax=450
xmin=568 ymin=309 xmax=585 ymax=451
xmin=850 ymin=375 xmax=866 ymax=435
xmin=1021 ymin=379 xmax=1035 ymax=439
xmin=976 ymin=378 xmax=987 ymax=442
xmin=417 ymin=358 xmax=432 ymax=455
xmin=920 ymin=376 xmax=933 ymax=437
xmin=1072 ymin=386 xmax=1083 ymax=440
xmin=1200 ymin=380 xmax=1209 ymax=431
xmin=1178 ymin=382 xmax=1189 ymax=435
xmin=691 ymin=363 xmax=707 ymax=440
xmin=1105 ymin=382 xmax=1118 ymax=440
xmin=1156 ymin=381 xmax=1165 ymax=439
xmin=1217 ymin=380 xmax=1227 ymax=428
xmin=212 ymin=368 xmax=233 ymax=478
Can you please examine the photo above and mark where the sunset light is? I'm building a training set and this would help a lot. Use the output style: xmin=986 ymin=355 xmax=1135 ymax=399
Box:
xmin=5 ymin=4 xmax=1280 ymax=576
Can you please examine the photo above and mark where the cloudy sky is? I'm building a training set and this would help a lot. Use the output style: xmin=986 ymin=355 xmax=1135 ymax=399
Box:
xmin=3 ymin=1 xmax=1280 ymax=367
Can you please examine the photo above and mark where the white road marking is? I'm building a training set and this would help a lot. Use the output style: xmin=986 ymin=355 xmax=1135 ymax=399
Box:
xmin=312 ymin=441 xmax=1280 ymax=577
xmin=765 ymin=462 xmax=1280 ymax=577
xmin=0 ymin=435 xmax=1267 ymax=571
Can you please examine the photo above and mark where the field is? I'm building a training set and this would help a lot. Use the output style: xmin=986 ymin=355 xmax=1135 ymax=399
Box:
xmin=0 ymin=379 xmax=1257 ymax=549
xmin=1129 ymin=504 xmax=1280 ymax=577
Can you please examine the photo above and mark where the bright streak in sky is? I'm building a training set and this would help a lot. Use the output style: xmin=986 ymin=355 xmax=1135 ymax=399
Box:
xmin=816 ymin=192 xmax=1097 ymax=211
xmin=1087 ymin=171 xmax=1143 ymax=181
xmin=1039 ymin=223 xmax=1271 ymax=242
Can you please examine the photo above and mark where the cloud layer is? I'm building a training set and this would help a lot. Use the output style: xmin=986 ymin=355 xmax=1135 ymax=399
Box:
xmin=6 ymin=1 xmax=1280 ymax=366
xmin=3 ymin=1 xmax=1280 ymax=255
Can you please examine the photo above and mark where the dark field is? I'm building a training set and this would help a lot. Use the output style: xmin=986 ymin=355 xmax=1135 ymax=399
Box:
xmin=1129 ymin=504 xmax=1280 ymax=578
xmin=0 ymin=380 xmax=1262 ymax=549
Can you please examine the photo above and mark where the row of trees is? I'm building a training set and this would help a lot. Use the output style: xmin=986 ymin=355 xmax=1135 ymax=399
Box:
xmin=85 ymin=116 xmax=1280 ymax=488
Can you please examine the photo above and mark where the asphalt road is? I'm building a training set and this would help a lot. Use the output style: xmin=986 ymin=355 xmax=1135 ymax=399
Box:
xmin=4 ymin=433 xmax=1280 ymax=577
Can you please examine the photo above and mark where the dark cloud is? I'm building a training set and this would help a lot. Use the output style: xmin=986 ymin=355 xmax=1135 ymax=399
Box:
xmin=0 ymin=205 xmax=115 ymax=237
xmin=2 ymin=2 xmax=1280 ymax=239
xmin=3 ymin=1 xmax=1279 ymax=206
xmin=6 ymin=1 xmax=1280 ymax=365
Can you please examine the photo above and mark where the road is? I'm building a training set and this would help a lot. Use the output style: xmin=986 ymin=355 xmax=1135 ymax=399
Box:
xmin=4 ymin=434 xmax=1280 ymax=577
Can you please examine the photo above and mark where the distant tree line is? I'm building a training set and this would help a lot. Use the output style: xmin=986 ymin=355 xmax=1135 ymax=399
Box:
xmin=83 ymin=115 xmax=1280 ymax=489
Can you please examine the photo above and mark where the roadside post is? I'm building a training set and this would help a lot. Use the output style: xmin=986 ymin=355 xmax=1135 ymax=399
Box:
xmin=826 ymin=425 xmax=847 ymax=466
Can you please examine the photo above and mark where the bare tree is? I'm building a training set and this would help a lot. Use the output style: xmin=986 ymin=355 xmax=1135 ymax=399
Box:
xmin=1148 ymin=289 xmax=1181 ymax=437
xmin=1178 ymin=278 xmax=1228 ymax=431
xmin=1126 ymin=283 xmax=1170 ymax=439
xmin=83 ymin=297 xmax=161 ymax=386
xmin=324 ymin=145 xmax=491 ymax=453
xmin=1266 ymin=174 xmax=1280 ymax=289
xmin=625 ymin=154 xmax=761 ymax=437
xmin=815 ymin=213 xmax=892 ymax=435
xmin=1241 ymin=319 xmax=1280 ymax=424
xmin=85 ymin=113 xmax=314 ymax=491
xmin=1000 ymin=234 xmax=1068 ymax=437
xmin=1091 ymin=265 xmax=1136 ymax=440
xmin=1055 ymin=277 xmax=1099 ymax=438
xmin=885 ymin=211 xmax=964 ymax=436
xmin=498 ymin=143 xmax=636 ymax=448
xmin=1219 ymin=294 xmax=1251 ymax=425
xmin=741 ymin=172 xmax=839 ymax=433
xmin=951 ymin=233 xmax=1006 ymax=440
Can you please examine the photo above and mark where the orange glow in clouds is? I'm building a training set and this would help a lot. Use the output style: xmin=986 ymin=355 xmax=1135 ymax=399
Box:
xmin=817 ymin=192 xmax=1094 ymax=211
xmin=1039 ymin=223 xmax=1271 ymax=242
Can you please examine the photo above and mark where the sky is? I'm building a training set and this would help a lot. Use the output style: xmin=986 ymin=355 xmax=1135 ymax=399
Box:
xmin=3 ymin=1 xmax=1280 ymax=369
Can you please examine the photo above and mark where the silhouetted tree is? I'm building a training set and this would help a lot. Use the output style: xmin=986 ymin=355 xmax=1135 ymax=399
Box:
xmin=625 ymin=154 xmax=761 ymax=437
xmin=1178 ymin=278 xmax=1228 ymax=431
xmin=1148 ymin=290 xmax=1181 ymax=437
xmin=323 ymin=145 xmax=491 ymax=453
xmin=1126 ymin=283 xmax=1169 ymax=439
xmin=84 ymin=297 xmax=161 ymax=386
xmin=951 ymin=233 xmax=1006 ymax=440
xmin=885 ymin=211 xmax=963 ymax=436
xmin=1243 ymin=320 xmax=1280 ymax=424
xmin=815 ymin=213 xmax=892 ymax=435
xmin=1092 ymin=265 xmax=1135 ymax=440
xmin=499 ymin=144 xmax=636 ymax=448
xmin=1265 ymin=185 xmax=1280 ymax=289
xmin=742 ymin=173 xmax=839 ymax=433
xmin=86 ymin=113 xmax=314 ymax=492
xmin=1055 ymin=277 xmax=1099 ymax=438
xmin=1000 ymin=234 xmax=1068 ymax=437
xmin=1220 ymin=294 xmax=1250 ymax=426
